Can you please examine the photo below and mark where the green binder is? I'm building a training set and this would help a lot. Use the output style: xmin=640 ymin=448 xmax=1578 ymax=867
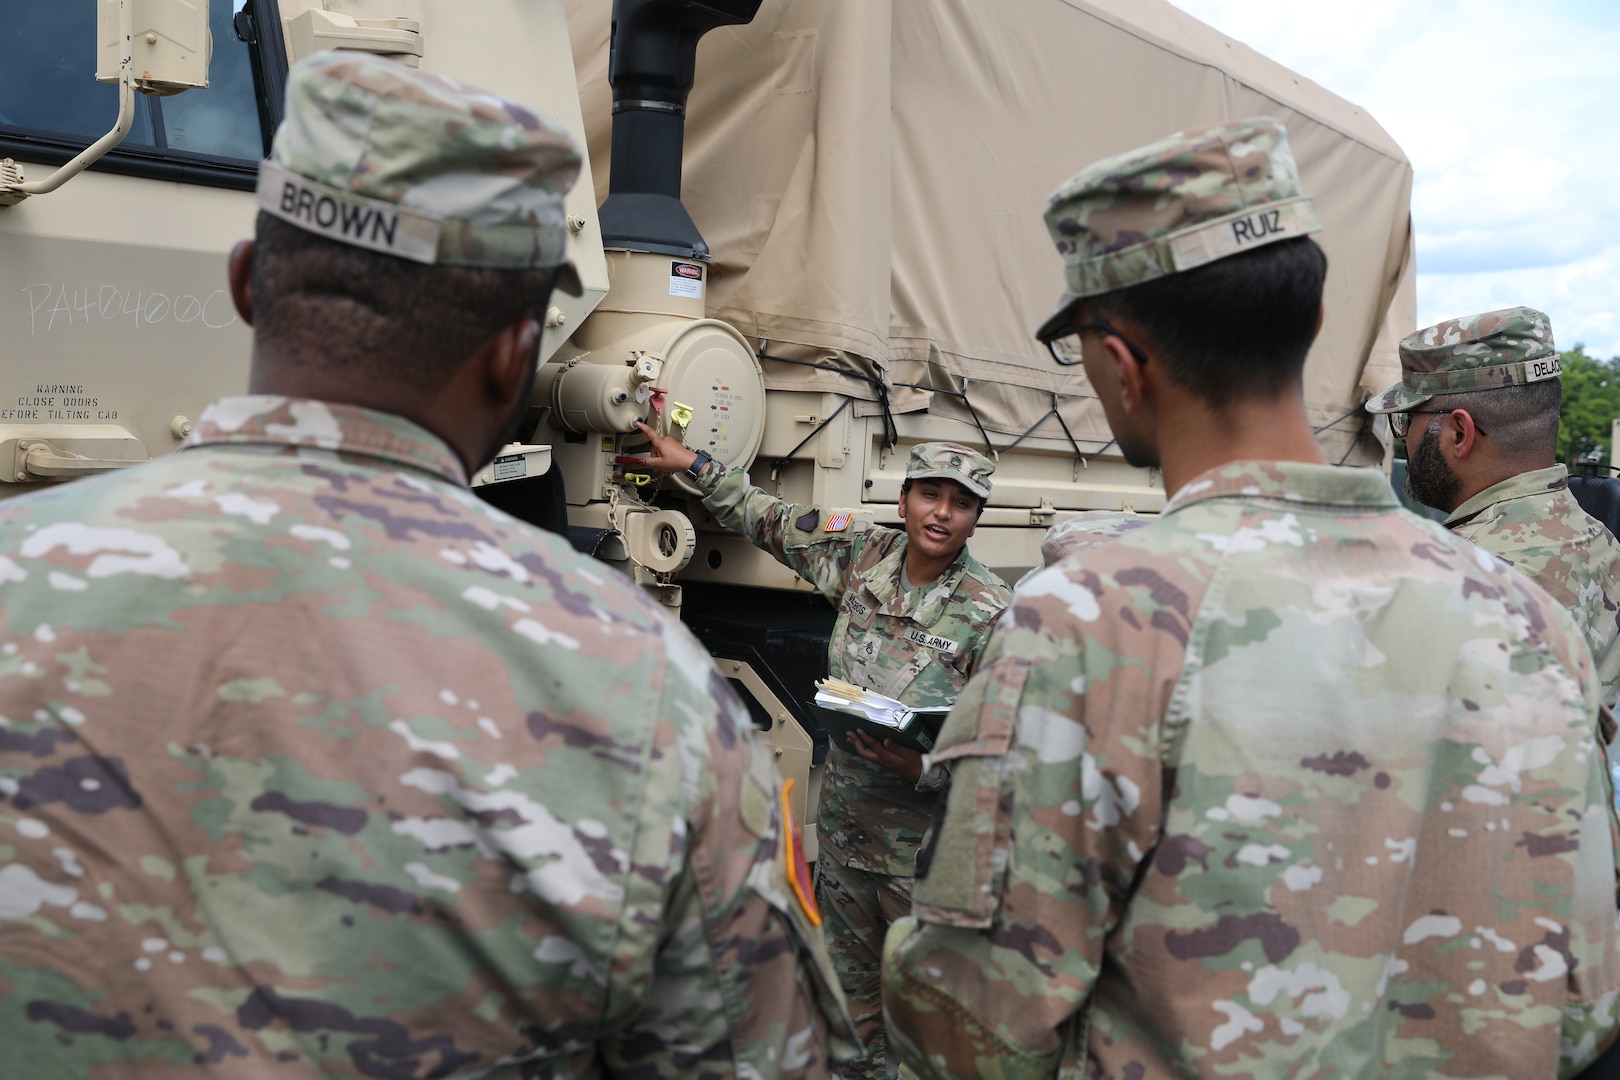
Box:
xmin=806 ymin=700 xmax=950 ymax=754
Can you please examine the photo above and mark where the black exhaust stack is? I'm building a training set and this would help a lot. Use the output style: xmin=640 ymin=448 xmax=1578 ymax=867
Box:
xmin=599 ymin=0 xmax=763 ymax=259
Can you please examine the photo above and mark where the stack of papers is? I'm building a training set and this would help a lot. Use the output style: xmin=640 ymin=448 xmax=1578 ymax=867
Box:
xmin=811 ymin=679 xmax=952 ymax=753
xmin=813 ymin=678 xmax=932 ymax=728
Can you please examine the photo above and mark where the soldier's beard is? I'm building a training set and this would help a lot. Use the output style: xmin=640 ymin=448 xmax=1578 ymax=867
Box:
xmin=1403 ymin=418 xmax=1462 ymax=513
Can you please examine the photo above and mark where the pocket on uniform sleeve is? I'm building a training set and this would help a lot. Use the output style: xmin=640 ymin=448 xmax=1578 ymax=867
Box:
xmin=739 ymin=753 xmax=859 ymax=1047
xmin=912 ymin=657 xmax=1030 ymax=928
xmin=753 ymin=864 xmax=860 ymax=1051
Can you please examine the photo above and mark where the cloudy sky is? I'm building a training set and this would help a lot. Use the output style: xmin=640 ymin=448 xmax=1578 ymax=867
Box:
xmin=1169 ymin=0 xmax=1620 ymax=358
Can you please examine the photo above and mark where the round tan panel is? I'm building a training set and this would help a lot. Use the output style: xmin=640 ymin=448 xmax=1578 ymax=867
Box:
xmin=656 ymin=318 xmax=765 ymax=496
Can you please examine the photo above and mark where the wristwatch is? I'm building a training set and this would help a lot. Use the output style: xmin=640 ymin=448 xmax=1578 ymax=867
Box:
xmin=686 ymin=449 xmax=714 ymax=482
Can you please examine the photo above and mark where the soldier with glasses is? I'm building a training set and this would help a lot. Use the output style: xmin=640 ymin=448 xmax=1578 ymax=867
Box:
xmin=1368 ymin=307 xmax=1620 ymax=706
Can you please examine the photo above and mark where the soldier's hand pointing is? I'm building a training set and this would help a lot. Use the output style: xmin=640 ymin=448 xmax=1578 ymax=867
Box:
xmin=623 ymin=422 xmax=698 ymax=475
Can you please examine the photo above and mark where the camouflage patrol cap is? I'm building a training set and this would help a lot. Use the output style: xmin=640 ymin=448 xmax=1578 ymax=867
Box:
xmin=1366 ymin=306 xmax=1561 ymax=414
xmin=256 ymin=52 xmax=582 ymax=293
xmin=1037 ymin=117 xmax=1320 ymax=340
xmin=906 ymin=443 xmax=995 ymax=500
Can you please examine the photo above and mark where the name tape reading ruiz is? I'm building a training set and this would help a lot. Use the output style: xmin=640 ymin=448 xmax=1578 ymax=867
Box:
xmin=1168 ymin=196 xmax=1319 ymax=273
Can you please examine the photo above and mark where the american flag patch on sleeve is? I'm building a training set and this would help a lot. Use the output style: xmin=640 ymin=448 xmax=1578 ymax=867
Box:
xmin=824 ymin=512 xmax=853 ymax=533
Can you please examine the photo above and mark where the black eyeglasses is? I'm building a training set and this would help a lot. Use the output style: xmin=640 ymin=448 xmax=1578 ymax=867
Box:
xmin=1042 ymin=320 xmax=1149 ymax=367
xmin=1390 ymin=408 xmax=1488 ymax=440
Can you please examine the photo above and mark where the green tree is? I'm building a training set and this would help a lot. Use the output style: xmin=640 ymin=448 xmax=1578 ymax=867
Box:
xmin=1556 ymin=346 xmax=1620 ymax=466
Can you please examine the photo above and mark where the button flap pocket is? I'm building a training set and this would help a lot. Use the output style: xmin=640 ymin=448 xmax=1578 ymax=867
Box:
xmin=912 ymin=658 xmax=1030 ymax=927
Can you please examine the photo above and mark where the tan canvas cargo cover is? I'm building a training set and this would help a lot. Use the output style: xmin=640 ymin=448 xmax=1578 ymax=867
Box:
xmin=567 ymin=0 xmax=1414 ymax=466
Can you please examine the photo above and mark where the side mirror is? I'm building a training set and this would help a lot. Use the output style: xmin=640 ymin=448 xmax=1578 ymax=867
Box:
xmin=2 ymin=0 xmax=213 ymax=204
xmin=99 ymin=0 xmax=212 ymax=95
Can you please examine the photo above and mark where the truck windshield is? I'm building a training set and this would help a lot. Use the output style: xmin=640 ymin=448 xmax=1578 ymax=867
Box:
xmin=0 ymin=0 xmax=266 ymax=163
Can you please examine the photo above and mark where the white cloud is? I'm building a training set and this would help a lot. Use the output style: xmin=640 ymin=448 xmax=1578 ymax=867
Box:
xmin=1418 ymin=245 xmax=1620 ymax=356
xmin=1169 ymin=0 xmax=1620 ymax=357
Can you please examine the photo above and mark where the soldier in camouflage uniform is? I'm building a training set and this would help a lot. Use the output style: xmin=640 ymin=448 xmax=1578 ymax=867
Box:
xmin=883 ymin=117 xmax=1620 ymax=1078
xmin=1367 ymin=307 xmax=1620 ymax=705
xmin=0 ymin=53 xmax=855 ymax=1077
xmin=1016 ymin=510 xmax=1149 ymax=589
xmin=633 ymin=426 xmax=1011 ymax=1078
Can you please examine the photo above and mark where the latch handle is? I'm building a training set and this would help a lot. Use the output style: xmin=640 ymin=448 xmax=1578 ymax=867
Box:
xmin=24 ymin=446 xmax=141 ymax=478
xmin=286 ymin=11 xmax=425 ymax=65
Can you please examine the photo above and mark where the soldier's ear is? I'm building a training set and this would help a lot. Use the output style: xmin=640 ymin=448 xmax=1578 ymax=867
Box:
xmin=1109 ymin=335 xmax=1147 ymax=414
xmin=1448 ymin=409 xmax=1487 ymax=461
xmin=484 ymin=315 xmax=542 ymax=406
xmin=228 ymin=240 xmax=255 ymax=327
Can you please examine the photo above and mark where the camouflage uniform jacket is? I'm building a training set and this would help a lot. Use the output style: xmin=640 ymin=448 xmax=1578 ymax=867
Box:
xmin=696 ymin=465 xmax=1011 ymax=876
xmin=0 ymin=396 xmax=855 ymax=1078
xmin=885 ymin=461 xmax=1620 ymax=1079
xmin=1446 ymin=464 xmax=1620 ymax=706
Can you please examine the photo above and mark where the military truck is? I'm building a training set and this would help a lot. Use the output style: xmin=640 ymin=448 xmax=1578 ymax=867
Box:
xmin=0 ymin=0 xmax=1416 ymax=850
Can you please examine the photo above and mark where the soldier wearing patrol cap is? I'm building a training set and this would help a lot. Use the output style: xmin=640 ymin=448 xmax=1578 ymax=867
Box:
xmin=1368 ymin=306 xmax=1620 ymax=705
xmin=635 ymin=426 xmax=1011 ymax=1078
xmin=0 ymin=53 xmax=857 ymax=1075
xmin=884 ymin=117 xmax=1620 ymax=1078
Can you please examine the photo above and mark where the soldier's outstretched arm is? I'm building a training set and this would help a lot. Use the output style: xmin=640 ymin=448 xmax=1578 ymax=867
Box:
xmin=881 ymin=617 xmax=1162 ymax=1079
xmin=600 ymin=627 xmax=859 ymax=1076
xmin=631 ymin=422 xmax=861 ymax=602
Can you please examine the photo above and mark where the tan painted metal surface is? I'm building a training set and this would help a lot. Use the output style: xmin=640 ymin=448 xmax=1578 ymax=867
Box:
xmin=716 ymin=656 xmax=821 ymax=862
xmin=0 ymin=1 xmax=607 ymax=503
xmin=0 ymin=168 xmax=255 ymax=478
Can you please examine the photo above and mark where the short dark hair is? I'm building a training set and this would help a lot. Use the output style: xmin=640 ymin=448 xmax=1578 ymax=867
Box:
xmin=1431 ymin=379 xmax=1562 ymax=459
xmin=250 ymin=212 xmax=557 ymax=394
xmin=901 ymin=477 xmax=988 ymax=516
xmin=1084 ymin=236 xmax=1328 ymax=410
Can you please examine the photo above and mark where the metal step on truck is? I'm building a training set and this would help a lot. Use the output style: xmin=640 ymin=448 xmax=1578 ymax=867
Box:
xmin=0 ymin=0 xmax=1416 ymax=856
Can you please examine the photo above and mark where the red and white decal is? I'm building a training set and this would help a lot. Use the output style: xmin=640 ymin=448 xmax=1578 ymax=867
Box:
xmin=669 ymin=261 xmax=705 ymax=299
